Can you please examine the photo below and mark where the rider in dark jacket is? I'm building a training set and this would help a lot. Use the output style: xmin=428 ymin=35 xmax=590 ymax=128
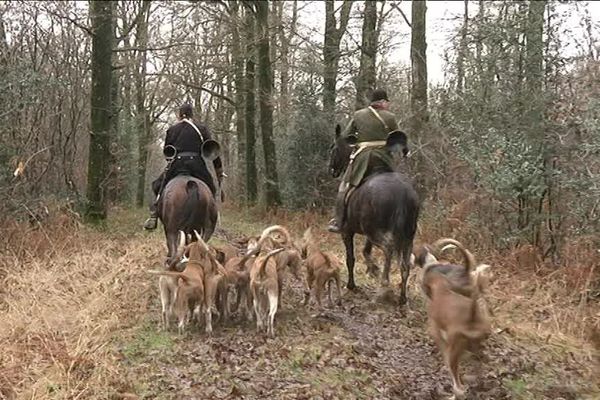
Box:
xmin=144 ymin=104 xmax=224 ymax=230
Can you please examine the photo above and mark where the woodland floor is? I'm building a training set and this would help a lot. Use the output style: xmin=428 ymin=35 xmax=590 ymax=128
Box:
xmin=1 ymin=205 xmax=598 ymax=400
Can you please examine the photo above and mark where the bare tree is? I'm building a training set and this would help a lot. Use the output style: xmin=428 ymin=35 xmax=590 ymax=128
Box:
xmin=86 ymin=0 xmax=114 ymax=221
xmin=230 ymin=0 xmax=246 ymax=194
xmin=455 ymin=0 xmax=468 ymax=95
xmin=355 ymin=0 xmax=379 ymax=109
xmin=134 ymin=0 xmax=152 ymax=207
xmin=525 ymin=0 xmax=551 ymax=248
xmin=322 ymin=0 xmax=353 ymax=122
xmin=410 ymin=0 xmax=428 ymax=134
xmin=255 ymin=0 xmax=281 ymax=206
xmin=244 ymin=3 xmax=258 ymax=203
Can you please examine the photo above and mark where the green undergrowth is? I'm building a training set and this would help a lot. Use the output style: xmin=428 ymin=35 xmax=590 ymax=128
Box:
xmin=118 ymin=321 xmax=175 ymax=362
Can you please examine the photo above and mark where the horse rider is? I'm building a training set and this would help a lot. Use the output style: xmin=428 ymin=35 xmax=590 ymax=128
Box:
xmin=144 ymin=103 xmax=224 ymax=230
xmin=327 ymin=89 xmax=400 ymax=233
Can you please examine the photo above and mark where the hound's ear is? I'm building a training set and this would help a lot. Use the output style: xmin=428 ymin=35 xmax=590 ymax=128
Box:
xmin=335 ymin=124 xmax=341 ymax=138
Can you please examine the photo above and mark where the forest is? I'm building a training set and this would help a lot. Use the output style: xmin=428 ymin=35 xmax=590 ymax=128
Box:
xmin=0 ymin=0 xmax=599 ymax=399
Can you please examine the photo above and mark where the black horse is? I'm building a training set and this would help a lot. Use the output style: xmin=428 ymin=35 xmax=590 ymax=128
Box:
xmin=329 ymin=125 xmax=420 ymax=304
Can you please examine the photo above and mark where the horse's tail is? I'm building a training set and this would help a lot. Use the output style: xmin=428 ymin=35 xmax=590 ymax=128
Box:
xmin=404 ymin=204 xmax=420 ymax=242
xmin=177 ymin=180 xmax=204 ymax=233
xmin=394 ymin=199 xmax=419 ymax=263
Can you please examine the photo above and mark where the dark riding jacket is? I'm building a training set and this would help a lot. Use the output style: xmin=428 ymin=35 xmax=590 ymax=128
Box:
xmin=164 ymin=119 xmax=223 ymax=172
xmin=157 ymin=119 xmax=223 ymax=197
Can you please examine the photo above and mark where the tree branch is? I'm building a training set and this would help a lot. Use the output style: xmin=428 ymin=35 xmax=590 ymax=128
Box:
xmin=113 ymin=42 xmax=197 ymax=52
xmin=44 ymin=8 xmax=93 ymax=36
xmin=338 ymin=0 xmax=353 ymax=34
xmin=172 ymin=77 xmax=236 ymax=106
xmin=116 ymin=0 xmax=152 ymax=42
xmin=390 ymin=1 xmax=411 ymax=28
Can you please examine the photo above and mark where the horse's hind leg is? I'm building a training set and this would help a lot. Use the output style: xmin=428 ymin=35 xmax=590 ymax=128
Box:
xmin=375 ymin=248 xmax=396 ymax=304
xmin=165 ymin=229 xmax=176 ymax=260
xmin=381 ymin=248 xmax=393 ymax=287
xmin=399 ymin=245 xmax=412 ymax=305
xmin=362 ymin=240 xmax=379 ymax=278
xmin=343 ymin=233 xmax=357 ymax=290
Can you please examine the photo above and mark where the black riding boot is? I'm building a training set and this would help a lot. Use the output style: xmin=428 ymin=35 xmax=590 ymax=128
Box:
xmin=327 ymin=190 xmax=347 ymax=234
xmin=143 ymin=198 xmax=159 ymax=230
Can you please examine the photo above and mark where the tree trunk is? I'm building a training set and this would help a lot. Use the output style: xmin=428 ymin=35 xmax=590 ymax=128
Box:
xmin=231 ymin=1 xmax=246 ymax=195
xmin=269 ymin=0 xmax=278 ymax=89
xmin=278 ymin=0 xmax=297 ymax=133
xmin=279 ymin=1 xmax=296 ymax=103
xmin=244 ymin=6 xmax=258 ymax=203
xmin=0 ymin=11 xmax=8 ymax=66
xmin=355 ymin=0 xmax=378 ymax=109
xmin=256 ymin=0 xmax=281 ymax=207
xmin=135 ymin=0 xmax=151 ymax=208
xmin=322 ymin=0 xmax=353 ymax=123
xmin=108 ymin=64 xmax=120 ymax=203
xmin=120 ymin=38 xmax=134 ymax=202
xmin=525 ymin=0 xmax=551 ymax=250
xmin=526 ymin=1 xmax=545 ymax=103
xmin=85 ymin=0 xmax=114 ymax=222
xmin=410 ymin=0 xmax=428 ymax=134
xmin=456 ymin=0 xmax=468 ymax=95
xmin=475 ymin=1 xmax=484 ymax=83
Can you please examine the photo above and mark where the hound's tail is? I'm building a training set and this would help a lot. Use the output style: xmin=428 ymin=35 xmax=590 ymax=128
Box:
xmin=258 ymin=225 xmax=291 ymax=247
xmin=430 ymin=238 xmax=476 ymax=273
xmin=257 ymin=248 xmax=285 ymax=279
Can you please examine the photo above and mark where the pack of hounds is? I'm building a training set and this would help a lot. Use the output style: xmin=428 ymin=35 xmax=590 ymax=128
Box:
xmin=148 ymin=225 xmax=494 ymax=399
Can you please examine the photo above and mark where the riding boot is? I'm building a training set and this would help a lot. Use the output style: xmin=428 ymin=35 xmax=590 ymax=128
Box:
xmin=143 ymin=197 xmax=159 ymax=230
xmin=327 ymin=190 xmax=348 ymax=234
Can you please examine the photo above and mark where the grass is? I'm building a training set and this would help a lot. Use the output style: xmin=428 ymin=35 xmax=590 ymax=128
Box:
xmin=0 ymin=203 xmax=598 ymax=399
xmin=120 ymin=323 xmax=174 ymax=361
xmin=504 ymin=378 xmax=531 ymax=399
xmin=0 ymin=208 xmax=160 ymax=399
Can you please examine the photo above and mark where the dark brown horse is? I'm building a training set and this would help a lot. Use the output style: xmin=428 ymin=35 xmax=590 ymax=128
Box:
xmin=159 ymin=141 xmax=221 ymax=264
xmin=329 ymin=125 xmax=420 ymax=304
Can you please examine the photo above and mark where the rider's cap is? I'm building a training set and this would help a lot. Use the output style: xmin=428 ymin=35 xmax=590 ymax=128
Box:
xmin=179 ymin=103 xmax=194 ymax=118
xmin=370 ymin=89 xmax=389 ymax=102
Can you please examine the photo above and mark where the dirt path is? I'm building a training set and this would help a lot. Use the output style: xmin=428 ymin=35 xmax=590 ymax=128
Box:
xmin=116 ymin=221 xmax=591 ymax=400
xmin=3 ymin=208 xmax=595 ymax=399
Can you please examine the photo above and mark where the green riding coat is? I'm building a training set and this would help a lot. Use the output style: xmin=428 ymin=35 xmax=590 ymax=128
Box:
xmin=341 ymin=107 xmax=398 ymax=188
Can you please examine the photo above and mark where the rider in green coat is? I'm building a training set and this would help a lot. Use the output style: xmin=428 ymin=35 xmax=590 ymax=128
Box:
xmin=327 ymin=89 xmax=399 ymax=233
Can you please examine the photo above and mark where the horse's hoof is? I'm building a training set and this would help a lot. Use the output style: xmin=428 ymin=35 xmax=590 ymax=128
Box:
xmin=398 ymin=295 xmax=408 ymax=306
xmin=327 ymin=221 xmax=342 ymax=234
xmin=143 ymin=217 xmax=158 ymax=230
xmin=376 ymin=287 xmax=397 ymax=305
xmin=346 ymin=282 xmax=357 ymax=291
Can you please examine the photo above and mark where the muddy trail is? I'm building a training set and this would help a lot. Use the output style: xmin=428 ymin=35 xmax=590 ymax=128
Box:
xmin=2 ymin=207 xmax=595 ymax=399
xmin=115 ymin=221 xmax=590 ymax=400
